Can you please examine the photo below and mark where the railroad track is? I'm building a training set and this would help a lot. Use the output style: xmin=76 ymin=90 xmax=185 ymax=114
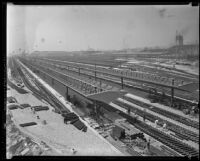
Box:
xmin=41 ymin=61 xmax=148 ymax=92
xmin=32 ymin=58 xmax=199 ymax=103
xmin=7 ymin=78 xmax=28 ymax=94
xmin=118 ymin=111 xmax=199 ymax=157
xmin=15 ymin=59 xmax=69 ymax=113
xmin=21 ymin=60 xmax=108 ymax=96
xmin=20 ymin=59 xmax=199 ymax=142
xmin=21 ymin=59 xmax=199 ymax=130
xmin=36 ymin=81 xmax=70 ymax=113
xmin=124 ymin=96 xmax=199 ymax=129
xmin=122 ymin=96 xmax=199 ymax=142
xmin=23 ymin=59 xmax=169 ymax=95
xmin=38 ymin=58 xmax=198 ymax=91
xmin=113 ymin=100 xmax=199 ymax=144
xmin=61 ymin=65 xmax=198 ymax=102
xmin=135 ymin=121 xmax=199 ymax=157
xmin=17 ymin=58 xmax=199 ymax=157
xmin=102 ymin=102 xmax=199 ymax=151
xmin=46 ymin=57 xmax=199 ymax=80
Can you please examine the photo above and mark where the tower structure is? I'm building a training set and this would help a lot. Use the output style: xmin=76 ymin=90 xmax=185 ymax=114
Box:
xmin=175 ymin=31 xmax=183 ymax=46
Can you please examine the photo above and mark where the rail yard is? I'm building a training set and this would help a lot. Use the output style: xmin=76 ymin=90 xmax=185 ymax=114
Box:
xmin=6 ymin=5 xmax=199 ymax=158
xmin=7 ymin=50 xmax=199 ymax=157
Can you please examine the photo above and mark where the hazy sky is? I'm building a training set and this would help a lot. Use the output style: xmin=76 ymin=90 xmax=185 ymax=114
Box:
xmin=7 ymin=5 xmax=199 ymax=54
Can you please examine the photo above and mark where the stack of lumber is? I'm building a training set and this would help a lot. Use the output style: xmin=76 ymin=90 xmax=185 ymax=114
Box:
xmin=32 ymin=106 xmax=49 ymax=111
xmin=19 ymin=122 xmax=37 ymax=127
xmin=8 ymin=104 xmax=19 ymax=110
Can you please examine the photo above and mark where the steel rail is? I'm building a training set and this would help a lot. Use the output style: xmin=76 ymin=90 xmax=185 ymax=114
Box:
xmin=33 ymin=58 xmax=198 ymax=103
xmin=113 ymin=100 xmax=199 ymax=144
xmin=115 ymin=106 xmax=199 ymax=157
xmin=37 ymin=58 xmax=190 ymax=91
xmin=16 ymin=59 xmax=69 ymax=113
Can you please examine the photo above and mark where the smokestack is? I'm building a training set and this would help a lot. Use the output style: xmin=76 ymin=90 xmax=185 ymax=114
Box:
xmin=179 ymin=35 xmax=183 ymax=46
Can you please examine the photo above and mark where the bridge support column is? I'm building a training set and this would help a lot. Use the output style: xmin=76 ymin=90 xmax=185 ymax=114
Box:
xmin=171 ymin=79 xmax=174 ymax=107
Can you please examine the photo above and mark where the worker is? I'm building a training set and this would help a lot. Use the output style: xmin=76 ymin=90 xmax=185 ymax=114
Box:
xmin=143 ymin=114 xmax=146 ymax=122
xmin=192 ymin=106 xmax=195 ymax=110
xmin=155 ymin=120 xmax=158 ymax=128
xmin=127 ymin=107 xmax=131 ymax=114
xmin=147 ymin=138 xmax=150 ymax=152
xmin=190 ymin=109 xmax=195 ymax=117
xmin=163 ymin=123 xmax=167 ymax=131
xmin=43 ymin=120 xmax=47 ymax=125
xmin=37 ymin=115 xmax=40 ymax=119
xmin=24 ymin=142 xmax=27 ymax=147
xmin=72 ymin=148 xmax=77 ymax=154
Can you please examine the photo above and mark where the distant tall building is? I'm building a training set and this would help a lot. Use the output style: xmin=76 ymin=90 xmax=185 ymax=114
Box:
xmin=175 ymin=31 xmax=184 ymax=46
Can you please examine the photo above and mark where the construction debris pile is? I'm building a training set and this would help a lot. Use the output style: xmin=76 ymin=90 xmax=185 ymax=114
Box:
xmin=63 ymin=112 xmax=87 ymax=132
xmin=84 ymin=117 xmax=115 ymax=138
xmin=6 ymin=113 xmax=52 ymax=158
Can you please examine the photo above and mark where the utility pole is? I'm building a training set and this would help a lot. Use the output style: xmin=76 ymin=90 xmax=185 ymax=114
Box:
xmin=121 ymin=77 xmax=124 ymax=89
xmin=171 ymin=79 xmax=174 ymax=107
xmin=94 ymin=63 xmax=97 ymax=81
xmin=100 ymin=79 xmax=102 ymax=91
xmin=94 ymin=100 xmax=97 ymax=115
xmin=78 ymin=67 xmax=80 ymax=76
xmin=65 ymin=86 xmax=69 ymax=101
